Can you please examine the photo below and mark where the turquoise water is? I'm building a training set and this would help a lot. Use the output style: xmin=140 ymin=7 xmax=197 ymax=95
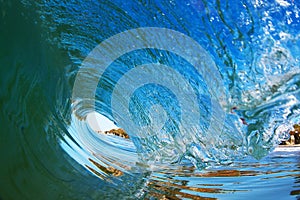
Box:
xmin=1 ymin=0 xmax=300 ymax=199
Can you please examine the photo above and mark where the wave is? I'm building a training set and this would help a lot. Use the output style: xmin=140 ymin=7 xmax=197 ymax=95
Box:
xmin=21 ymin=0 xmax=300 ymax=190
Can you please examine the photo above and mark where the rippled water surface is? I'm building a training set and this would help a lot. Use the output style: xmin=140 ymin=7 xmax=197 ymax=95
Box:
xmin=1 ymin=0 xmax=300 ymax=199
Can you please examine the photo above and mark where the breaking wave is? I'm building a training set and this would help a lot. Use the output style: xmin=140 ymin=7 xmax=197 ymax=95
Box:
xmin=22 ymin=0 xmax=300 ymax=194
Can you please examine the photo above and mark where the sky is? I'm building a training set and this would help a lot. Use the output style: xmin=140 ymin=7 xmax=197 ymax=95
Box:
xmin=86 ymin=111 xmax=118 ymax=132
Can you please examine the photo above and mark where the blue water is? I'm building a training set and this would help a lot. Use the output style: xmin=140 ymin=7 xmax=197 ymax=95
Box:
xmin=144 ymin=147 xmax=300 ymax=199
xmin=1 ymin=0 xmax=300 ymax=199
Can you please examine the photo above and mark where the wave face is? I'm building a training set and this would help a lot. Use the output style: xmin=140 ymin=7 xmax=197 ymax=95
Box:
xmin=4 ymin=0 xmax=300 ymax=197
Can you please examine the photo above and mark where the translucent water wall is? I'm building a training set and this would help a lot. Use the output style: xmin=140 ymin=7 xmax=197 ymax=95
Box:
xmin=22 ymin=0 xmax=300 ymax=191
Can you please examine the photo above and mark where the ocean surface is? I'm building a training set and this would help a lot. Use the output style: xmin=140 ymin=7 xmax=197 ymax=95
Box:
xmin=1 ymin=0 xmax=300 ymax=199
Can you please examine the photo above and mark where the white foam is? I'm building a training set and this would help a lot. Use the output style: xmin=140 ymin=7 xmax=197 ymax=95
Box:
xmin=274 ymin=145 xmax=300 ymax=152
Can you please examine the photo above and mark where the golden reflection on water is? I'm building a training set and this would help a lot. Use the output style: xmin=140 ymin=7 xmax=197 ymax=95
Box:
xmin=86 ymin=149 xmax=300 ymax=200
xmin=84 ymin=147 xmax=300 ymax=199
xmin=144 ymin=167 xmax=251 ymax=200
xmin=87 ymin=158 xmax=123 ymax=178
xmin=290 ymin=159 xmax=300 ymax=197
xmin=143 ymin=157 xmax=300 ymax=200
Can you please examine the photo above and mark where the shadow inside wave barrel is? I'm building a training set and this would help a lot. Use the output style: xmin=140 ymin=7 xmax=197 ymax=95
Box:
xmin=0 ymin=1 xmax=149 ymax=199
